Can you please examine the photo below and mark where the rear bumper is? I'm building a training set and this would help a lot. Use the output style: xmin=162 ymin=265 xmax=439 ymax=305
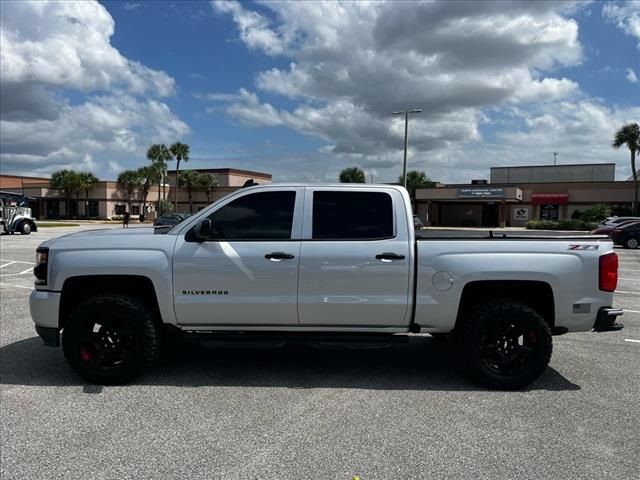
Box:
xmin=35 ymin=326 xmax=60 ymax=347
xmin=593 ymin=307 xmax=624 ymax=332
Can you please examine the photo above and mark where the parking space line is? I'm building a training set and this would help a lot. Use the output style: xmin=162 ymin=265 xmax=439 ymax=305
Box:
xmin=0 ymin=283 xmax=33 ymax=290
xmin=619 ymin=278 xmax=640 ymax=282
xmin=623 ymin=309 xmax=640 ymax=314
xmin=0 ymin=259 xmax=33 ymax=264
xmin=615 ymin=290 xmax=640 ymax=296
xmin=0 ymin=261 xmax=17 ymax=269
xmin=624 ymin=339 xmax=640 ymax=343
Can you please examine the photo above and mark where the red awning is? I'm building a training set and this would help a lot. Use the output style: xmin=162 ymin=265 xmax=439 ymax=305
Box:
xmin=531 ymin=193 xmax=569 ymax=205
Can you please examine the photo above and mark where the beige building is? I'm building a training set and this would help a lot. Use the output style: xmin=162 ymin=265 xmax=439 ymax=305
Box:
xmin=0 ymin=168 xmax=272 ymax=220
xmin=416 ymin=163 xmax=637 ymax=228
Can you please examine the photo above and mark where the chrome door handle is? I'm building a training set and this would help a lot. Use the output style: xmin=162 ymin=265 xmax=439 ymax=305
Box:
xmin=375 ymin=252 xmax=405 ymax=262
xmin=265 ymin=252 xmax=295 ymax=261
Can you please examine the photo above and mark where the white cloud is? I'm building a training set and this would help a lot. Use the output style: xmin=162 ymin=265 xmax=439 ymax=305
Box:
xmin=603 ymin=1 xmax=640 ymax=46
xmin=211 ymin=0 xmax=286 ymax=55
xmin=207 ymin=0 xmax=590 ymax=181
xmin=0 ymin=95 xmax=189 ymax=175
xmin=626 ymin=67 xmax=639 ymax=83
xmin=0 ymin=0 xmax=189 ymax=178
xmin=0 ymin=1 xmax=174 ymax=96
xmin=123 ymin=3 xmax=142 ymax=11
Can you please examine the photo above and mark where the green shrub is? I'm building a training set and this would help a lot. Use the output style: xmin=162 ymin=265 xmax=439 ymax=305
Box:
xmin=580 ymin=204 xmax=609 ymax=223
xmin=526 ymin=219 xmax=597 ymax=231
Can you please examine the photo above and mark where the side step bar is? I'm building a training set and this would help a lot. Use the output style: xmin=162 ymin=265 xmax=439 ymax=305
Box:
xmin=593 ymin=307 xmax=624 ymax=332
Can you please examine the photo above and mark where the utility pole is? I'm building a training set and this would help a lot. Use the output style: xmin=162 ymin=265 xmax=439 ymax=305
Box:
xmin=393 ymin=108 xmax=423 ymax=188
xmin=553 ymin=152 xmax=558 ymax=165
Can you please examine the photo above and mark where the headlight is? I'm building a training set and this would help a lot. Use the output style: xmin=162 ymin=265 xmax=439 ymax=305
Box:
xmin=34 ymin=247 xmax=49 ymax=285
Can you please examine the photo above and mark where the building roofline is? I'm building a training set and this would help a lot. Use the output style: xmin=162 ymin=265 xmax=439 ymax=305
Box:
xmin=490 ymin=163 xmax=615 ymax=170
xmin=167 ymin=168 xmax=272 ymax=179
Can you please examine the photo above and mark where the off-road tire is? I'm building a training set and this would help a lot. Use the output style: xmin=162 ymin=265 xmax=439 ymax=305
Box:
xmin=62 ymin=294 xmax=161 ymax=384
xmin=457 ymin=299 xmax=552 ymax=390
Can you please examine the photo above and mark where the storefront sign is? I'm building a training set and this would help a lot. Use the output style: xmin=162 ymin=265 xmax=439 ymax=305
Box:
xmin=458 ymin=187 xmax=505 ymax=198
xmin=514 ymin=207 xmax=529 ymax=220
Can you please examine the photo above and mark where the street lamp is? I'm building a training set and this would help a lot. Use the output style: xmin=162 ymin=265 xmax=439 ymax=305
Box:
xmin=553 ymin=152 xmax=558 ymax=165
xmin=393 ymin=108 xmax=423 ymax=189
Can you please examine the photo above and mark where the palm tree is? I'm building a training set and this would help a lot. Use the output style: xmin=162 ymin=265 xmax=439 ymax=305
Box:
xmin=117 ymin=170 xmax=143 ymax=212
xmin=199 ymin=173 xmax=219 ymax=203
xmin=170 ymin=142 xmax=190 ymax=208
xmin=399 ymin=170 xmax=435 ymax=202
xmin=339 ymin=167 xmax=366 ymax=183
xmin=77 ymin=172 xmax=99 ymax=219
xmin=178 ymin=170 xmax=201 ymax=214
xmin=613 ymin=123 xmax=640 ymax=215
xmin=50 ymin=169 xmax=80 ymax=219
xmin=147 ymin=144 xmax=172 ymax=214
xmin=136 ymin=166 xmax=156 ymax=220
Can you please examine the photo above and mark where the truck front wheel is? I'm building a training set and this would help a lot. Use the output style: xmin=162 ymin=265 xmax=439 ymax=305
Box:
xmin=19 ymin=221 xmax=32 ymax=235
xmin=458 ymin=299 xmax=552 ymax=390
xmin=62 ymin=294 xmax=161 ymax=384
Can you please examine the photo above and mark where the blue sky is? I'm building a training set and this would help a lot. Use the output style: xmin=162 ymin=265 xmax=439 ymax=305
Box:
xmin=1 ymin=1 xmax=639 ymax=183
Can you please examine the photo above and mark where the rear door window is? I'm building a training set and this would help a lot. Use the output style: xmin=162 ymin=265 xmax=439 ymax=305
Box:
xmin=312 ymin=191 xmax=393 ymax=239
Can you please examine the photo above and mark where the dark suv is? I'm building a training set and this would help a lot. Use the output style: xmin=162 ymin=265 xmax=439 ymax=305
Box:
xmin=153 ymin=212 xmax=191 ymax=227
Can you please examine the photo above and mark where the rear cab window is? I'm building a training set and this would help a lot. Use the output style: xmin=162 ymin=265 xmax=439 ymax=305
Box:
xmin=311 ymin=191 xmax=394 ymax=240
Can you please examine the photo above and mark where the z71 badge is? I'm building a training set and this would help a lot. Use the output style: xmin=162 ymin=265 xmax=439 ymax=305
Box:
xmin=568 ymin=244 xmax=599 ymax=250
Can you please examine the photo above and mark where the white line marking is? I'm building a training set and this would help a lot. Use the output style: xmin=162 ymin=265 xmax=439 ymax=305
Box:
xmin=0 ymin=259 xmax=33 ymax=264
xmin=619 ymin=277 xmax=640 ymax=282
xmin=0 ymin=283 xmax=32 ymax=290
xmin=624 ymin=339 xmax=640 ymax=343
xmin=19 ymin=267 xmax=33 ymax=274
xmin=0 ymin=261 xmax=17 ymax=269
xmin=615 ymin=290 xmax=640 ymax=296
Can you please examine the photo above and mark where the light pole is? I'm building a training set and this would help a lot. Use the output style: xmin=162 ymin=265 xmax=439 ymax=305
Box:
xmin=553 ymin=152 xmax=558 ymax=165
xmin=393 ymin=108 xmax=423 ymax=188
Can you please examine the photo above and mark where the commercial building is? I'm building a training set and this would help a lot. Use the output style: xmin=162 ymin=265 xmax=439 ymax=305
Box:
xmin=0 ymin=168 xmax=271 ymax=220
xmin=415 ymin=163 xmax=637 ymax=228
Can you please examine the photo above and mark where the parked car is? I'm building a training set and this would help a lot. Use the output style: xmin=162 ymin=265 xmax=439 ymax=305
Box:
xmin=598 ymin=216 xmax=640 ymax=227
xmin=153 ymin=212 xmax=191 ymax=227
xmin=413 ymin=214 xmax=424 ymax=229
xmin=31 ymin=184 xmax=623 ymax=390
xmin=591 ymin=220 xmax=640 ymax=235
xmin=610 ymin=221 xmax=640 ymax=249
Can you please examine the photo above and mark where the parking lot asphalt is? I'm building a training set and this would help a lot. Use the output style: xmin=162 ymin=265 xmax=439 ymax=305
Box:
xmin=1 ymin=226 xmax=638 ymax=480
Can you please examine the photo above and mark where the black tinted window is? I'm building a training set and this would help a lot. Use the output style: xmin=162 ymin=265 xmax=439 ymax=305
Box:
xmin=208 ymin=191 xmax=295 ymax=240
xmin=312 ymin=191 xmax=393 ymax=239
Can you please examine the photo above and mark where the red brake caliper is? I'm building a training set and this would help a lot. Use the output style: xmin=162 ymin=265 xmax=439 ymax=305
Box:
xmin=80 ymin=347 xmax=93 ymax=362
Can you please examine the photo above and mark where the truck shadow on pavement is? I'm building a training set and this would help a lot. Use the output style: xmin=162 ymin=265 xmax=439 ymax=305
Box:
xmin=0 ymin=335 xmax=580 ymax=392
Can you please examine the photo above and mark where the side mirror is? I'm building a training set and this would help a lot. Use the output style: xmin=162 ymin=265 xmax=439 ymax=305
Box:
xmin=193 ymin=218 xmax=213 ymax=242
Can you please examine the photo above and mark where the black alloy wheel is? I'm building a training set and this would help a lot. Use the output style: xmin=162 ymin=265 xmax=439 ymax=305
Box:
xmin=62 ymin=294 xmax=161 ymax=384
xmin=458 ymin=299 xmax=552 ymax=390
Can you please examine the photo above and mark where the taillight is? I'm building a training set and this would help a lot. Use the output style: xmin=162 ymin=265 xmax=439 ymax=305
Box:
xmin=599 ymin=252 xmax=618 ymax=292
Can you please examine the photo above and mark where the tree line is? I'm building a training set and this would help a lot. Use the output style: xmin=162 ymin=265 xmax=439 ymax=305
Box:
xmin=339 ymin=167 xmax=435 ymax=201
xmin=49 ymin=142 xmax=220 ymax=218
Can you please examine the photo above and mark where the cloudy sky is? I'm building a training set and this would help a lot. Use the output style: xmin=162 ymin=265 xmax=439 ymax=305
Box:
xmin=1 ymin=0 xmax=639 ymax=183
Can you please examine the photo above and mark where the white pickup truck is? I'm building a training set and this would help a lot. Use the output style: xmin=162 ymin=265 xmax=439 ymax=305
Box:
xmin=30 ymin=184 xmax=624 ymax=389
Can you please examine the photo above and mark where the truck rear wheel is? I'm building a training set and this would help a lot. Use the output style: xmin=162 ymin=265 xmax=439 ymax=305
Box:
xmin=62 ymin=294 xmax=161 ymax=384
xmin=458 ymin=299 xmax=552 ymax=390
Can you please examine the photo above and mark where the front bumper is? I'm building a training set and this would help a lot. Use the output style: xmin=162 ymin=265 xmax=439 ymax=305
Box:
xmin=30 ymin=289 xmax=61 ymax=346
xmin=593 ymin=307 xmax=624 ymax=332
